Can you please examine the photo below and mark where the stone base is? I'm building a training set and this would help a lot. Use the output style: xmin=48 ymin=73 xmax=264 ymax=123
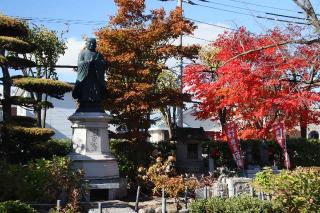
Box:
xmin=83 ymin=178 xmax=127 ymax=201
xmin=69 ymin=153 xmax=119 ymax=178
xmin=68 ymin=112 xmax=126 ymax=200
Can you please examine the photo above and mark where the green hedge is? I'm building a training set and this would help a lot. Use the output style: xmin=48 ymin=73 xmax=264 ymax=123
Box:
xmin=0 ymin=125 xmax=70 ymax=163
xmin=189 ymin=196 xmax=281 ymax=213
xmin=209 ymin=138 xmax=320 ymax=168
xmin=3 ymin=124 xmax=55 ymax=141
xmin=10 ymin=96 xmax=53 ymax=110
xmin=0 ymin=36 xmax=34 ymax=53
xmin=0 ymin=200 xmax=37 ymax=213
xmin=10 ymin=116 xmax=37 ymax=127
xmin=12 ymin=77 xmax=73 ymax=97
xmin=6 ymin=56 xmax=36 ymax=69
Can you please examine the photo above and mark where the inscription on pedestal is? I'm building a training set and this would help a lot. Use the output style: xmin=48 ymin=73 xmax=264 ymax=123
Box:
xmin=86 ymin=128 xmax=101 ymax=153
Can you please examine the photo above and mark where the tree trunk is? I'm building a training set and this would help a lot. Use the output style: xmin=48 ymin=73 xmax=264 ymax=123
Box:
xmin=0 ymin=50 xmax=11 ymax=122
xmin=300 ymin=122 xmax=307 ymax=138
xmin=35 ymin=93 xmax=42 ymax=127
xmin=160 ymin=107 xmax=173 ymax=139
xmin=42 ymin=94 xmax=48 ymax=128
xmin=218 ymin=108 xmax=227 ymax=129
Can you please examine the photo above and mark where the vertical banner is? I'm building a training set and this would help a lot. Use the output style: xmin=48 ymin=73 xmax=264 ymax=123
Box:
xmin=224 ymin=122 xmax=244 ymax=169
xmin=272 ymin=122 xmax=285 ymax=149
xmin=272 ymin=122 xmax=291 ymax=169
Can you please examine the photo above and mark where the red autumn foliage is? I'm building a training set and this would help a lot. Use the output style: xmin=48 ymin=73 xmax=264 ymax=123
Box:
xmin=184 ymin=26 xmax=320 ymax=139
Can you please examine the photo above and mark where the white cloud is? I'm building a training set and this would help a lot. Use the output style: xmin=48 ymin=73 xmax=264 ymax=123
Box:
xmin=55 ymin=38 xmax=84 ymax=82
xmin=183 ymin=23 xmax=229 ymax=46
xmin=167 ymin=23 xmax=229 ymax=69
xmin=57 ymin=38 xmax=85 ymax=66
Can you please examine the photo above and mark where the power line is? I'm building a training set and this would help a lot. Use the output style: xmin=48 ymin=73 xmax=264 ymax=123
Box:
xmin=256 ymin=15 xmax=309 ymax=26
xmin=187 ymin=2 xmax=310 ymax=26
xmin=11 ymin=16 xmax=109 ymax=26
xmin=265 ymin=12 xmax=307 ymax=21
xmin=186 ymin=18 xmax=237 ymax=31
xmin=195 ymin=0 xmax=269 ymax=15
xmin=185 ymin=34 xmax=212 ymax=42
xmin=202 ymin=0 xmax=302 ymax=14
xmin=195 ymin=0 xmax=308 ymax=21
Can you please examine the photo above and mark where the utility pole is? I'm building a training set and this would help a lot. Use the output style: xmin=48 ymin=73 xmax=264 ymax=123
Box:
xmin=177 ymin=0 xmax=184 ymax=127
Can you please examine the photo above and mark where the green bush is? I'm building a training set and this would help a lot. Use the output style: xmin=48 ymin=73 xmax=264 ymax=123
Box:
xmin=0 ymin=36 xmax=34 ymax=53
xmin=0 ymin=200 xmax=37 ymax=213
xmin=189 ymin=196 xmax=281 ymax=213
xmin=253 ymin=167 xmax=320 ymax=212
xmin=31 ymin=138 xmax=72 ymax=159
xmin=12 ymin=77 xmax=73 ymax=97
xmin=0 ymin=157 xmax=82 ymax=203
xmin=110 ymin=139 xmax=155 ymax=183
xmin=286 ymin=138 xmax=320 ymax=167
xmin=6 ymin=56 xmax=36 ymax=69
xmin=1 ymin=120 xmax=70 ymax=163
xmin=210 ymin=138 xmax=320 ymax=169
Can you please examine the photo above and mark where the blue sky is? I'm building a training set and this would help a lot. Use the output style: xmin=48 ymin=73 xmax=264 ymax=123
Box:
xmin=1 ymin=0 xmax=319 ymax=81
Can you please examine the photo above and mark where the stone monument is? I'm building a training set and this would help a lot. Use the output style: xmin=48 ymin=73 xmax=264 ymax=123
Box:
xmin=68 ymin=38 xmax=125 ymax=201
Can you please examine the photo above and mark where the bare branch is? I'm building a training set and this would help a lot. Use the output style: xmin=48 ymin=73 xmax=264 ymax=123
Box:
xmin=292 ymin=0 xmax=320 ymax=32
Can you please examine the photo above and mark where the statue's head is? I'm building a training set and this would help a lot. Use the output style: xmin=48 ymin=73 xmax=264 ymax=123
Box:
xmin=85 ymin=38 xmax=96 ymax=51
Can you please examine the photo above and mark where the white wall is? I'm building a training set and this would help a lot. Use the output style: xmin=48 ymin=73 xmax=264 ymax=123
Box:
xmin=183 ymin=109 xmax=222 ymax=132
xmin=45 ymin=92 xmax=77 ymax=139
xmin=16 ymin=92 xmax=76 ymax=139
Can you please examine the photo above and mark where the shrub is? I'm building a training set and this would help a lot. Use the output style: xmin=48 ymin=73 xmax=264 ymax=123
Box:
xmin=286 ymin=138 xmax=320 ymax=167
xmin=1 ymin=122 xmax=70 ymax=163
xmin=31 ymin=138 xmax=72 ymax=159
xmin=0 ymin=157 xmax=82 ymax=203
xmin=110 ymin=139 xmax=155 ymax=183
xmin=189 ymin=196 xmax=281 ymax=213
xmin=138 ymin=156 xmax=197 ymax=210
xmin=6 ymin=56 xmax=36 ymax=69
xmin=253 ymin=167 xmax=320 ymax=212
xmin=0 ymin=36 xmax=34 ymax=53
xmin=12 ymin=77 xmax=73 ymax=97
xmin=0 ymin=200 xmax=37 ymax=213
xmin=210 ymin=138 xmax=320 ymax=169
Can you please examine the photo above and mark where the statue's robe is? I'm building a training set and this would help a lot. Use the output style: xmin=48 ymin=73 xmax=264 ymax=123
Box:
xmin=72 ymin=49 xmax=107 ymax=112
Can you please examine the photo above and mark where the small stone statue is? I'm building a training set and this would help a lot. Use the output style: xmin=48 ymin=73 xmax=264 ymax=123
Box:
xmin=72 ymin=38 xmax=107 ymax=112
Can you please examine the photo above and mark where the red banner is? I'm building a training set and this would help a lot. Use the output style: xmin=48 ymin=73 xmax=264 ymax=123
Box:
xmin=272 ymin=122 xmax=285 ymax=149
xmin=224 ymin=122 xmax=244 ymax=169
xmin=272 ymin=122 xmax=291 ymax=169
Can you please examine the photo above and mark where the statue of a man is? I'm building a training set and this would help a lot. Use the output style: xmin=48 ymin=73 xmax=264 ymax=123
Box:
xmin=72 ymin=38 xmax=107 ymax=112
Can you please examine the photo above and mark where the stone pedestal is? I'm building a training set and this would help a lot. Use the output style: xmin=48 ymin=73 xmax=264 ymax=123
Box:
xmin=68 ymin=112 xmax=125 ymax=200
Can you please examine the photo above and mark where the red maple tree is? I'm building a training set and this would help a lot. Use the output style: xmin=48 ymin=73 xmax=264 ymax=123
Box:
xmin=184 ymin=27 xmax=320 ymax=139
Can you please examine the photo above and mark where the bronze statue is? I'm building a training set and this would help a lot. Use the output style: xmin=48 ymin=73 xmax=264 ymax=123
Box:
xmin=72 ymin=38 xmax=107 ymax=112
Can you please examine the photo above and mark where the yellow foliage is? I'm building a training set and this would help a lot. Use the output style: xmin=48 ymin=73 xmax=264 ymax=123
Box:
xmin=0 ymin=15 xmax=29 ymax=37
